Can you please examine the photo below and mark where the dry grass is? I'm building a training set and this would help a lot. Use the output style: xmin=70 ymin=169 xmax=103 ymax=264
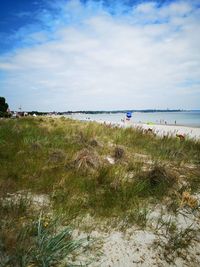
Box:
xmin=113 ymin=146 xmax=125 ymax=160
xmin=0 ymin=116 xmax=200 ymax=263
xmin=48 ymin=149 xmax=66 ymax=163
xmin=0 ymin=117 xmax=199 ymax=206
xmin=74 ymin=148 xmax=101 ymax=171
xmin=146 ymin=165 xmax=177 ymax=187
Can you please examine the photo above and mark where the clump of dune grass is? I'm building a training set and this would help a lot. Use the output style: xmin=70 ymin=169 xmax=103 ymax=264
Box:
xmin=75 ymin=131 xmax=88 ymax=145
xmin=122 ymin=200 xmax=149 ymax=229
xmin=146 ymin=165 xmax=177 ymax=187
xmin=134 ymin=165 xmax=178 ymax=198
xmin=89 ymin=138 xmax=99 ymax=147
xmin=0 ymin=202 xmax=88 ymax=267
xmin=31 ymin=214 xmax=87 ymax=267
xmin=113 ymin=146 xmax=125 ymax=160
xmin=48 ymin=149 xmax=66 ymax=164
xmin=158 ymin=225 xmax=198 ymax=264
xmin=74 ymin=148 xmax=100 ymax=171
xmin=165 ymin=227 xmax=196 ymax=252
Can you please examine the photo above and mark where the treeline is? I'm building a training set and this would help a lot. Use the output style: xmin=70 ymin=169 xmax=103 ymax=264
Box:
xmin=27 ymin=111 xmax=49 ymax=116
xmin=0 ymin=95 xmax=184 ymax=117
xmin=0 ymin=97 xmax=10 ymax=117
xmin=18 ymin=109 xmax=184 ymax=116
xmin=62 ymin=109 xmax=183 ymax=114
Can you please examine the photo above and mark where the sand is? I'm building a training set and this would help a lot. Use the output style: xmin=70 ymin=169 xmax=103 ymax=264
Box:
xmin=97 ymin=120 xmax=200 ymax=140
xmin=71 ymin=202 xmax=200 ymax=267
xmin=50 ymin=115 xmax=200 ymax=140
xmin=132 ymin=122 xmax=200 ymax=140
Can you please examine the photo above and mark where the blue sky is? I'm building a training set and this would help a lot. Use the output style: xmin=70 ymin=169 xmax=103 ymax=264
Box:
xmin=0 ymin=0 xmax=200 ymax=111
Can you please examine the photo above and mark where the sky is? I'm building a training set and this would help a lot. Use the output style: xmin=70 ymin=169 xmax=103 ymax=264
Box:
xmin=0 ymin=0 xmax=200 ymax=111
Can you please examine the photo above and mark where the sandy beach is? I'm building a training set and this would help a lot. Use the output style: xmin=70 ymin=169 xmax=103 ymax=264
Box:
xmin=132 ymin=122 xmax=200 ymax=140
xmin=95 ymin=119 xmax=200 ymax=140
xmin=52 ymin=114 xmax=200 ymax=140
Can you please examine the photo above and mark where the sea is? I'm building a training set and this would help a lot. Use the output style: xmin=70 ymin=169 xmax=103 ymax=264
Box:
xmin=66 ymin=111 xmax=200 ymax=127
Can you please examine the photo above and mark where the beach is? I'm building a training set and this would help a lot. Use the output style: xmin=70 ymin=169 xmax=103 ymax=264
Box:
xmin=130 ymin=122 xmax=200 ymax=140
xmin=65 ymin=111 xmax=200 ymax=140
xmin=1 ymin=116 xmax=200 ymax=267
xmin=79 ymin=118 xmax=200 ymax=140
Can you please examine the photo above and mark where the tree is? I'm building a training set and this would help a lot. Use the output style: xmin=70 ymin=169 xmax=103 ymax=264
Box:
xmin=0 ymin=97 xmax=9 ymax=117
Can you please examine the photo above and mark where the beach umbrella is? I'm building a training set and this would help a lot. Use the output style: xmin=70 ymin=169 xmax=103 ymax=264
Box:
xmin=126 ymin=112 xmax=132 ymax=119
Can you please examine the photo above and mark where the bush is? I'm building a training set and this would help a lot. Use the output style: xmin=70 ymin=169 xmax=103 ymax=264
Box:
xmin=0 ymin=97 xmax=9 ymax=118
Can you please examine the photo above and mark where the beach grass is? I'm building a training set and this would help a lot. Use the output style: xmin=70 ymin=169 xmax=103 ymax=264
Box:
xmin=0 ymin=199 xmax=87 ymax=267
xmin=0 ymin=116 xmax=200 ymax=264
xmin=0 ymin=117 xmax=199 ymax=207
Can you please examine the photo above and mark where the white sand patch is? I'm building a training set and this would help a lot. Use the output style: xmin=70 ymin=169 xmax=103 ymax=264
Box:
xmin=29 ymin=193 xmax=50 ymax=207
xmin=70 ymin=201 xmax=200 ymax=267
xmin=71 ymin=228 xmax=160 ymax=267
xmin=132 ymin=123 xmax=200 ymax=140
xmin=1 ymin=191 xmax=50 ymax=209
xmin=105 ymin=156 xmax=115 ymax=165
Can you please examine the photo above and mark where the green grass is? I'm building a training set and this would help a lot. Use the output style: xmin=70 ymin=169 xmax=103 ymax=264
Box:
xmin=160 ymin=224 xmax=197 ymax=264
xmin=0 ymin=117 xmax=199 ymax=209
xmin=0 ymin=116 xmax=200 ymax=264
xmin=0 ymin=208 xmax=88 ymax=267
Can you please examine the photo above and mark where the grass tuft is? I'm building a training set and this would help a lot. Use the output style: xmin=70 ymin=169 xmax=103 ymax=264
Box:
xmin=74 ymin=148 xmax=100 ymax=171
xmin=146 ymin=165 xmax=177 ymax=188
xmin=113 ymin=146 xmax=125 ymax=160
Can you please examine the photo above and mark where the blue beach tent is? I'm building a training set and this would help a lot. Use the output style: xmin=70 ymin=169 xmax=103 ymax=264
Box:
xmin=126 ymin=112 xmax=132 ymax=119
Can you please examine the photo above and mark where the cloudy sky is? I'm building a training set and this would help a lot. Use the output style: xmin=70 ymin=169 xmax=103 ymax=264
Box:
xmin=0 ymin=0 xmax=200 ymax=111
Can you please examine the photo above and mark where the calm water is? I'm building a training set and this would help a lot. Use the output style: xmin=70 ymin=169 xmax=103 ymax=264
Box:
xmin=66 ymin=111 xmax=200 ymax=127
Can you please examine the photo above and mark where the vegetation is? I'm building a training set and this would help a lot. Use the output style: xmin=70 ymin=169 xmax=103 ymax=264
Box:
xmin=0 ymin=97 xmax=10 ymax=118
xmin=0 ymin=198 xmax=88 ymax=267
xmin=0 ymin=117 xmax=200 ymax=265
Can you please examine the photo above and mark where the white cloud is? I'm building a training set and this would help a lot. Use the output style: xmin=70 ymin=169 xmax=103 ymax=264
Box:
xmin=0 ymin=0 xmax=200 ymax=111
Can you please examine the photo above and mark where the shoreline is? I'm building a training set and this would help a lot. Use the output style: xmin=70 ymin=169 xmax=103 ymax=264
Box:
xmin=50 ymin=115 xmax=200 ymax=140
xmin=91 ymin=119 xmax=200 ymax=140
